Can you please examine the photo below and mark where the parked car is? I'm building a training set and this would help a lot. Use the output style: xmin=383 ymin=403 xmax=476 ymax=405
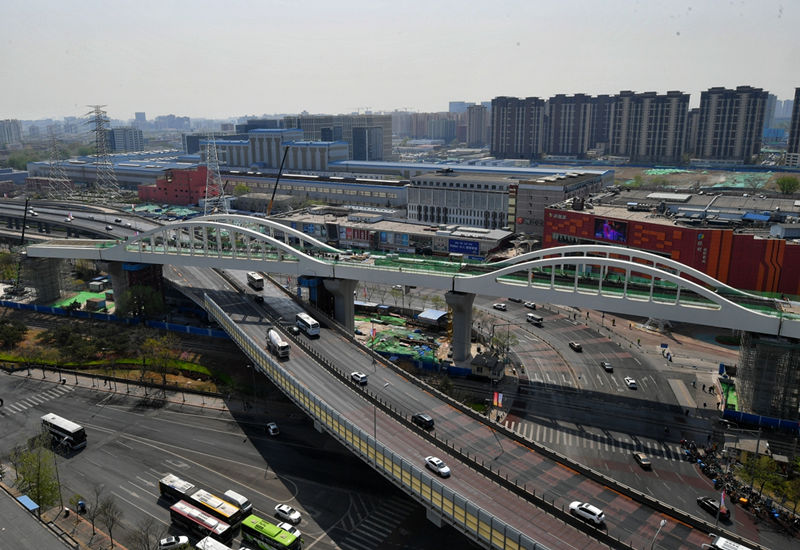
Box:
xmin=266 ymin=422 xmax=279 ymax=436
xmin=569 ymin=341 xmax=582 ymax=352
xmin=274 ymin=503 xmax=302 ymax=524
xmin=624 ymin=377 xmax=638 ymax=389
xmin=411 ymin=413 xmax=435 ymax=430
xmin=697 ymin=496 xmax=730 ymax=520
xmin=424 ymin=456 xmax=451 ymax=478
xmin=492 ymin=303 xmax=507 ymax=311
xmin=508 ymin=297 xmax=522 ymax=303
xmin=524 ymin=301 xmax=536 ymax=309
xmin=633 ymin=452 xmax=652 ymax=469
xmin=350 ymin=371 xmax=368 ymax=385
xmin=569 ymin=501 xmax=605 ymax=525
xmin=600 ymin=361 xmax=613 ymax=372
xmin=158 ymin=536 xmax=189 ymax=550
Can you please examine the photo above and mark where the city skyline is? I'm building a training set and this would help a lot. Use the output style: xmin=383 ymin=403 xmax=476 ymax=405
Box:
xmin=2 ymin=0 xmax=799 ymax=121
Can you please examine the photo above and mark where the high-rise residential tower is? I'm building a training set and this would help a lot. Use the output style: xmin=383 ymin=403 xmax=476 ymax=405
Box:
xmin=694 ymin=86 xmax=768 ymax=163
xmin=787 ymin=88 xmax=800 ymax=168
xmin=490 ymin=96 xmax=545 ymax=159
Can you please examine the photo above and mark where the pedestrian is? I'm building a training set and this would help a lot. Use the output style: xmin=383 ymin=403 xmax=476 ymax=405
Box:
xmin=702 ymin=383 xmax=706 ymax=391
xmin=692 ymin=381 xmax=696 ymax=388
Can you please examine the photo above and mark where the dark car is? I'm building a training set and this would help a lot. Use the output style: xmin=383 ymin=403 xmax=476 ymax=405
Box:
xmin=697 ymin=496 xmax=730 ymax=520
xmin=411 ymin=413 xmax=435 ymax=430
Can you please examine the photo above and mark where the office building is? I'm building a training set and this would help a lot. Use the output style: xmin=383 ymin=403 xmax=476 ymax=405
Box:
xmin=0 ymin=119 xmax=22 ymax=146
xmin=108 ymin=127 xmax=144 ymax=153
xmin=352 ymin=127 xmax=384 ymax=161
xmin=787 ymin=88 xmax=800 ymax=168
xmin=693 ymin=86 xmax=768 ymax=164
xmin=466 ymin=105 xmax=489 ymax=147
xmin=282 ymin=114 xmax=392 ymax=161
xmin=608 ymin=91 xmax=689 ymax=163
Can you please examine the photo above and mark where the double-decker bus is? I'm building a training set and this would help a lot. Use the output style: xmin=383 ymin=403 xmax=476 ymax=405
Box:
xmin=247 ymin=272 xmax=265 ymax=290
xmin=241 ymin=514 xmax=302 ymax=550
xmin=169 ymin=500 xmax=233 ymax=544
xmin=159 ymin=473 xmax=196 ymax=502
xmin=295 ymin=312 xmax=320 ymax=337
xmin=41 ymin=413 xmax=87 ymax=450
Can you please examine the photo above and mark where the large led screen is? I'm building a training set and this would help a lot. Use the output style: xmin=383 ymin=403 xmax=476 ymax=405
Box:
xmin=594 ymin=218 xmax=628 ymax=243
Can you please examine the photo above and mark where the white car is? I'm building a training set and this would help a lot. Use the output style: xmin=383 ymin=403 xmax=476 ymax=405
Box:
xmin=569 ymin=501 xmax=605 ymax=525
xmin=424 ymin=456 xmax=451 ymax=478
xmin=524 ymin=301 xmax=536 ymax=309
xmin=350 ymin=371 xmax=368 ymax=385
xmin=275 ymin=503 xmax=302 ymax=524
xmin=158 ymin=535 xmax=189 ymax=550
xmin=624 ymin=376 xmax=638 ymax=389
xmin=266 ymin=422 xmax=280 ymax=436
xmin=492 ymin=303 xmax=506 ymax=311
xmin=277 ymin=521 xmax=302 ymax=538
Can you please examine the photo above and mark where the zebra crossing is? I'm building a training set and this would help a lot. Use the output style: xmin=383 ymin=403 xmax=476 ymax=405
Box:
xmin=504 ymin=420 xmax=684 ymax=461
xmin=334 ymin=494 xmax=419 ymax=550
xmin=0 ymin=384 xmax=75 ymax=416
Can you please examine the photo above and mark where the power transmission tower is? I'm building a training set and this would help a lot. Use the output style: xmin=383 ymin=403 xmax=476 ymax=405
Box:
xmin=204 ymin=134 xmax=228 ymax=215
xmin=45 ymin=126 xmax=73 ymax=200
xmin=85 ymin=105 xmax=122 ymax=201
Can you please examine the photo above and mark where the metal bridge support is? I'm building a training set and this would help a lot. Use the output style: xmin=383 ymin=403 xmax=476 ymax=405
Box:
xmin=445 ymin=291 xmax=475 ymax=362
xmin=322 ymin=278 xmax=357 ymax=333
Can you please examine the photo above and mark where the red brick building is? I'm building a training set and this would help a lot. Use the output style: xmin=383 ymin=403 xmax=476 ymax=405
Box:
xmin=543 ymin=206 xmax=800 ymax=295
xmin=138 ymin=165 xmax=209 ymax=205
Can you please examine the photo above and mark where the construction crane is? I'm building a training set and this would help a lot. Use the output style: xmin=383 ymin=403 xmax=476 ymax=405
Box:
xmin=266 ymin=147 xmax=289 ymax=217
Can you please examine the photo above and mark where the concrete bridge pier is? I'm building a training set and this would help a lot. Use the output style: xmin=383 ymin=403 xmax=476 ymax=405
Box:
xmin=25 ymin=257 xmax=64 ymax=303
xmin=323 ymin=278 xmax=357 ymax=332
xmin=445 ymin=291 xmax=475 ymax=362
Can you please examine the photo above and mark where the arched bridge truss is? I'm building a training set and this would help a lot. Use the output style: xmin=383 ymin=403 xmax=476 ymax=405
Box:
xmin=25 ymin=216 xmax=800 ymax=337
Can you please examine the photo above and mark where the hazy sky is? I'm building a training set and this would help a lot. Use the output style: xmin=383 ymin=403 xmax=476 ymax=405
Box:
xmin=2 ymin=0 xmax=798 ymax=121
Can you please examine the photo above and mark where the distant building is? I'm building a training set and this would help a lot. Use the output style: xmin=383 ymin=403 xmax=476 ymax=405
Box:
xmin=787 ymin=88 xmax=800 ymax=168
xmin=153 ymin=114 xmax=191 ymax=131
xmin=449 ymin=101 xmax=473 ymax=114
xmin=546 ymin=94 xmax=594 ymax=158
xmin=764 ymin=94 xmax=777 ymax=130
xmin=428 ymin=118 xmax=456 ymax=143
xmin=282 ymin=114 xmax=392 ymax=161
xmin=693 ymin=86 xmax=768 ymax=164
xmin=108 ymin=127 xmax=144 ymax=153
xmin=133 ymin=112 xmax=147 ymax=129
xmin=466 ymin=105 xmax=488 ymax=147
xmin=235 ymin=118 xmax=281 ymax=133
xmin=0 ymin=119 xmax=22 ymax=146
xmin=138 ymin=165 xmax=208 ymax=205
xmin=352 ymin=126 xmax=383 ymax=161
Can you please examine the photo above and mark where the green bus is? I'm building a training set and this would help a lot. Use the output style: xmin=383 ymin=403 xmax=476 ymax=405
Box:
xmin=241 ymin=514 xmax=301 ymax=550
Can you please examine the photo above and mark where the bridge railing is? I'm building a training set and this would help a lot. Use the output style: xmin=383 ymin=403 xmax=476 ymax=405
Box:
xmin=203 ymin=294 xmax=549 ymax=550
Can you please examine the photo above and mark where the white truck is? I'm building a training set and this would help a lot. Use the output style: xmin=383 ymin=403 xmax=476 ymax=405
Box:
xmin=267 ymin=329 xmax=290 ymax=359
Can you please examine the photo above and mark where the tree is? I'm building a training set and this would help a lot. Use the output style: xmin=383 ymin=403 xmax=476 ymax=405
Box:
xmin=0 ymin=318 xmax=28 ymax=349
xmin=777 ymin=175 xmax=800 ymax=195
xmin=117 ymin=285 xmax=165 ymax=319
xmin=68 ymin=493 xmax=84 ymax=527
xmin=87 ymin=483 xmax=105 ymax=536
xmin=389 ymin=287 xmax=402 ymax=307
xmin=139 ymin=333 xmax=180 ymax=388
xmin=13 ymin=433 xmax=61 ymax=516
xmin=233 ymin=183 xmax=250 ymax=197
xmin=131 ymin=517 xmax=165 ymax=550
xmin=99 ymin=495 xmax=123 ymax=548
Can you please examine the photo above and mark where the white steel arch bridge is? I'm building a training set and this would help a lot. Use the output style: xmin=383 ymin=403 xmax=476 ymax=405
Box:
xmin=25 ymin=214 xmax=800 ymax=338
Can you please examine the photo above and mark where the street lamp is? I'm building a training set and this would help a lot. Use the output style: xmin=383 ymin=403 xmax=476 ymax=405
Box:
xmin=650 ymin=519 xmax=666 ymax=550
xmin=373 ymin=382 xmax=391 ymax=462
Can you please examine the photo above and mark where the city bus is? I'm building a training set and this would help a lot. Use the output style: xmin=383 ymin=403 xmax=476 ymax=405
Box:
xmin=247 ymin=272 xmax=265 ymax=290
xmin=295 ymin=312 xmax=320 ymax=337
xmin=241 ymin=514 xmax=302 ymax=550
xmin=159 ymin=473 xmax=196 ymax=502
xmin=195 ymin=536 xmax=233 ymax=550
xmin=187 ymin=489 xmax=244 ymax=526
xmin=169 ymin=500 xmax=233 ymax=544
xmin=41 ymin=413 xmax=87 ymax=450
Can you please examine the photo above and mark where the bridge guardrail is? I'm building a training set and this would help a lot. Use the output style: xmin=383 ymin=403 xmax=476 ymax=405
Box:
xmin=204 ymin=293 xmax=552 ymax=550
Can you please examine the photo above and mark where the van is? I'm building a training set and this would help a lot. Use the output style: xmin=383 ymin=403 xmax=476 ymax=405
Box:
xmin=223 ymin=489 xmax=252 ymax=514
xmin=412 ymin=413 xmax=435 ymax=430
xmin=526 ymin=313 xmax=543 ymax=326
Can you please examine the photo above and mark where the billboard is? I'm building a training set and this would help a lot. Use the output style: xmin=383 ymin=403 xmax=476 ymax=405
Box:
xmin=449 ymin=239 xmax=480 ymax=256
xmin=594 ymin=218 xmax=627 ymax=243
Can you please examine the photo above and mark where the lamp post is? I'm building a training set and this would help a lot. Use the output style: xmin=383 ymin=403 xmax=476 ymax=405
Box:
xmin=373 ymin=382 xmax=391 ymax=462
xmin=650 ymin=519 xmax=666 ymax=550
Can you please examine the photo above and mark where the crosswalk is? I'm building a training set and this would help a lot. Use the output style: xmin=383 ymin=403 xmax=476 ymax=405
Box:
xmin=504 ymin=420 xmax=685 ymax=461
xmin=0 ymin=384 xmax=75 ymax=416
xmin=334 ymin=494 xmax=419 ymax=550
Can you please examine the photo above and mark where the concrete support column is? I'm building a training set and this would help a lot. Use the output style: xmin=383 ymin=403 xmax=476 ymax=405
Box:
xmin=106 ymin=261 xmax=130 ymax=312
xmin=322 ymin=278 xmax=357 ymax=333
xmin=25 ymin=258 xmax=64 ymax=303
xmin=445 ymin=291 xmax=475 ymax=362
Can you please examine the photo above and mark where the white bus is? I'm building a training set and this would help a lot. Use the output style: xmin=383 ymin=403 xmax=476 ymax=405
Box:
xmin=247 ymin=272 xmax=264 ymax=290
xmin=295 ymin=312 xmax=320 ymax=337
xmin=41 ymin=413 xmax=87 ymax=450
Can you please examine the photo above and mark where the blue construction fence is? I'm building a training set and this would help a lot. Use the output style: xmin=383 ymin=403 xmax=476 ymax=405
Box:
xmin=0 ymin=300 xmax=230 ymax=339
xmin=722 ymin=408 xmax=800 ymax=434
